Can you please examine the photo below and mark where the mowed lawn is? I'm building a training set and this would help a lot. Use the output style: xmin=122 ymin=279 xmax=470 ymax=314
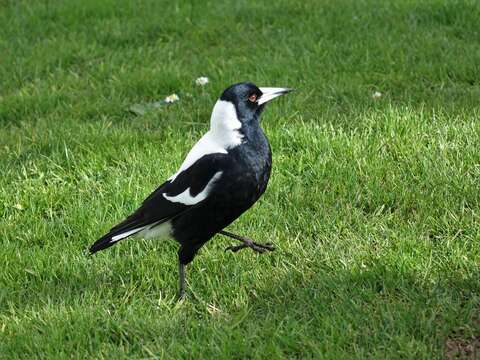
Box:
xmin=1 ymin=0 xmax=480 ymax=358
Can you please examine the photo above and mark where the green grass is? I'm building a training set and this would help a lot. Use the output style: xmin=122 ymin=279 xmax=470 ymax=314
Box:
xmin=1 ymin=0 xmax=480 ymax=358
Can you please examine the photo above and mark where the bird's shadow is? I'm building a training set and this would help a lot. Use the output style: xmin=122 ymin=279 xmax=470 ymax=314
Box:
xmin=184 ymin=251 xmax=480 ymax=356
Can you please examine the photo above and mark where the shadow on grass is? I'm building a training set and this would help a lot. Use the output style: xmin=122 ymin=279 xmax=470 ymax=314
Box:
xmin=195 ymin=258 xmax=480 ymax=357
xmin=2 ymin=239 xmax=480 ymax=358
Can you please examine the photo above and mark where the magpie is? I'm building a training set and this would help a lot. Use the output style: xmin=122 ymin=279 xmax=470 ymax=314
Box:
xmin=89 ymin=82 xmax=292 ymax=299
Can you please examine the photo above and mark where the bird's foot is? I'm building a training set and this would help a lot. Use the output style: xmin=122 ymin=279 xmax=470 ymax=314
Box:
xmin=177 ymin=290 xmax=186 ymax=302
xmin=225 ymin=238 xmax=275 ymax=254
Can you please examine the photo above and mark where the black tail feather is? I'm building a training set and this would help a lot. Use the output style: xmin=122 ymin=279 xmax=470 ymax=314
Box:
xmin=89 ymin=233 xmax=117 ymax=254
xmin=89 ymin=227 xmax=143 ymax=254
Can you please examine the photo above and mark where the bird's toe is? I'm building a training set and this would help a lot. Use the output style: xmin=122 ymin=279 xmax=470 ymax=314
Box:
xmin=252 ymin=242 xmax=275 ymax=252
xmin=225 ymin=244 xmax=245 ymax=253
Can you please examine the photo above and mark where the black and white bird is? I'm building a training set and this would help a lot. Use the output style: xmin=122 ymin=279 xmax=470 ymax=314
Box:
xmin=89 ymin=82 xmax=292 ymax=299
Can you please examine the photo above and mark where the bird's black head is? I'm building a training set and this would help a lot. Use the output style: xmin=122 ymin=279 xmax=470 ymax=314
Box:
xmin=218 ymin=82 xmax=293 ymax=123
xmin=209 ymin=82 xmax=292 ymax=146
xmin=220 ymin=82 xmax=263 ymax=122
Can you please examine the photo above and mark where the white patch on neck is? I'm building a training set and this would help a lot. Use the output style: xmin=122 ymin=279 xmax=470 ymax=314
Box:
xmin=209 ymin=100 xmax=244 ymax=147
xmin=168 ymin=100 xmax=243 ymax=182
xmin=163 ymin=171 xmax=223 ymax=205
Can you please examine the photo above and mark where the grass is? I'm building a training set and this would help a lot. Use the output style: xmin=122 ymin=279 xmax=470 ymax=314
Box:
xmin=1 ymin=0 xmax=480 ymax=358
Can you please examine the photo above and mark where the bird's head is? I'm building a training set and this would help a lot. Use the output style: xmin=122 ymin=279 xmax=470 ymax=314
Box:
xmin=210 ymin=82 xmax=292 ymax=140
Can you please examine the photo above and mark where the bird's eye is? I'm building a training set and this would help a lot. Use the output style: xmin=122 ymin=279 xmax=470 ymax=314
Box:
xmin=248 ymin=93 xmax=257 ymax=102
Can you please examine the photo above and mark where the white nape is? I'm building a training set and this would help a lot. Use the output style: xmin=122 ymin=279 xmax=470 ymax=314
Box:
xmin=169 ymin=100 xmax=243 ymax=182
xmin=163 ymin=171 xmax=223 ymax=206
xmin=209 ymin=100 xmax=243 ymax=148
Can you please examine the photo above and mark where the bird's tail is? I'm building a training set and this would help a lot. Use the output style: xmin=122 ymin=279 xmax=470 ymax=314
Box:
xmin=89 ymin=226 xmax=146 ymax=254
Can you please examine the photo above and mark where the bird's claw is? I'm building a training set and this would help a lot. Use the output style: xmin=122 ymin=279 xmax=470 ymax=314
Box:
xmin=225 ymin=241 xmax=275 ymax=254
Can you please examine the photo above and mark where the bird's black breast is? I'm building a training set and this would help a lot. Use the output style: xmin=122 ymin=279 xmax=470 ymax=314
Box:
xmin=172 ymin=129 xmax=272 ymax=264
xmin=228 ymin=129 xmax=272 ymax=197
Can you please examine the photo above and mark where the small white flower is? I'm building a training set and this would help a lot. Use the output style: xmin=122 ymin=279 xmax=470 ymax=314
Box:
xmin=195 ymin=76 xmax=209 ymax=86
xmin=164 ymin=94 xmax=179 ymax=103
xmin=13 ymin=203 xmax=24 ymax=210
xmin=372 ymin=91 xmax=382 ymax=99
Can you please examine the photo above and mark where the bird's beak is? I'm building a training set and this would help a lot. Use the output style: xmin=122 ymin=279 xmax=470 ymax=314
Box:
xmin=258 ymin=87 xmax=294 ymax=105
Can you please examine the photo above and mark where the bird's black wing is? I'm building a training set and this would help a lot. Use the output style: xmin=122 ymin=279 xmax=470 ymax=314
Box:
xmin=89 ymin=153 xmax=230 ymax=253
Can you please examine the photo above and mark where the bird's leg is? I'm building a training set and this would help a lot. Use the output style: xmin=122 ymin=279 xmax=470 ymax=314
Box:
xmin=178 ymin=261 xmax=186 ymax=301
xmin=221 ymin=230 xmax=275 ymax=253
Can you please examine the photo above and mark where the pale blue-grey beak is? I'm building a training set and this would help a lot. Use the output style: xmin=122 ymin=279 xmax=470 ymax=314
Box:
xmin=257 ymin=87 xmax=294 ymax=105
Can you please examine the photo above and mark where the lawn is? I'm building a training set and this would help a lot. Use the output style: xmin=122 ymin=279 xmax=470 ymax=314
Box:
xmin=1 ymin=0 xmax=480 ymax=358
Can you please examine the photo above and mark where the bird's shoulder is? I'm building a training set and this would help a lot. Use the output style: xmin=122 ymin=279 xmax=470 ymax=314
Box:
xmin=169 ymin=131 xmax=228 ymax=182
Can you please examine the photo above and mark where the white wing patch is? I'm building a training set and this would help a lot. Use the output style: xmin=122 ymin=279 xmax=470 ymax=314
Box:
xmin=111 ymin=227 xmax=146 ymax=242
xmin=163 ymin=171 xmax=223 ymax=206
